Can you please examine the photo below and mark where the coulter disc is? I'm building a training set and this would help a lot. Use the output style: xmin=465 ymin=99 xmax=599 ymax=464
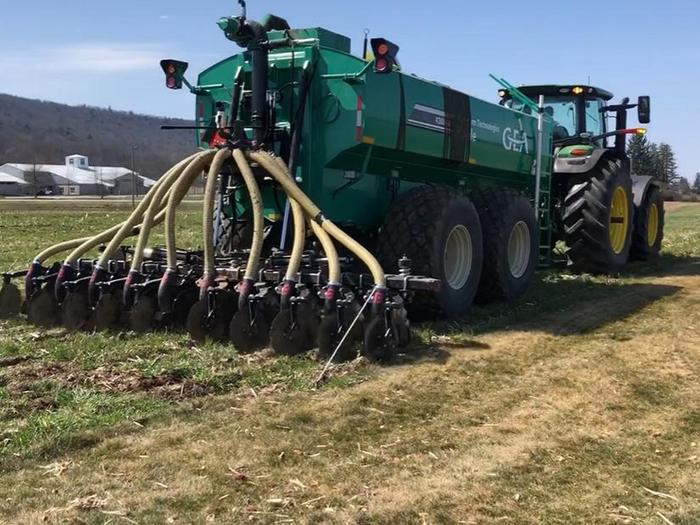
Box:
xmin=62 ymin=290 xmax=92 ymax=331
xmin=129 ymin=295 xmax=157 ymax=333
xmin=0 ymin=282 xmax=22 ymax=318
xmin=229 ymin=308 xmax=270 ymax=354
xmin=362 ymin=315 xmax=396 ymax=363
xmin=94 ymin=292 xmax=122 ymax=331
xmin=185 ymin=298 xmax=209 ymax=343
xmin=186 ymin=296 xmax=236 ymax=343
xmin=316 ymin=304 xmax=362 ymax=363
xmin=172 ymin=287 xmax=198 ymax=328
xmin=26 ymin=288 xmax=60 ymax=328
xmin=269 ymin=309 xmax=308 ymax=356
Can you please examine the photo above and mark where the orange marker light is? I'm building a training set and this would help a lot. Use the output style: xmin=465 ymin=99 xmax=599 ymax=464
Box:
xmin=377 ymin=43 xmax=390 ymax=56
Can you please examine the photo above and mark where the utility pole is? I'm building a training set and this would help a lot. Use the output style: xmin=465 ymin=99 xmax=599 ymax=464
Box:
xmin=130 ymin=145 xmax=138 ymax=209
xmin=32 ymin=154 xmax=38 ymax=198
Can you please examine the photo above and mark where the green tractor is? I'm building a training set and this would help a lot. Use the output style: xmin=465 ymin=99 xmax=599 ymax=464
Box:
xmin=499 ymin=85 xmax=662 ymax=274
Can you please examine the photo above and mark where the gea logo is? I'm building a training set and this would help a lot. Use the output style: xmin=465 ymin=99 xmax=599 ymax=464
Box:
xmin=503 ymin=128 xmax=529 ymax=153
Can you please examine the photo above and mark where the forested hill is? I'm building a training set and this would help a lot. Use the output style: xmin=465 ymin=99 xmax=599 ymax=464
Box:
xmin=0 ymin=93 xmax=196 ymax=179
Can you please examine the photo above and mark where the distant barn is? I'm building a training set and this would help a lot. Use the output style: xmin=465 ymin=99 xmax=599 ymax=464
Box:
xmin=0 ymin=155 xmax=156 ymax=197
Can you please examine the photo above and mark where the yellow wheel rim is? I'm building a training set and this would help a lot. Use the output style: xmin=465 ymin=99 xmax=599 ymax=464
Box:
xmin=647 ymin=202 xmax=659 ymax=247
xmin=609 ymin=186 xmax=629 ymax=254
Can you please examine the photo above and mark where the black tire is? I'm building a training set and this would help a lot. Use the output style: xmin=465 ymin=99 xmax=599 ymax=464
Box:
xmin=377 ymin=186 xmax=483 ymax=320
xmin=214 ymin=196 xmax=252 ymax=258
xmin=630 ymin=186 xmax=664 ymax=260
xmin=473 ymin=190 xmax=538 ymax=303
xmin=562 ymin=157 xmax=634 ymax=274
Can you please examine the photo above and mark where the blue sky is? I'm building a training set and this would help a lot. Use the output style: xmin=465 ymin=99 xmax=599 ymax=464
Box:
xmin=1 ymin=0 xmax=697 ymax=179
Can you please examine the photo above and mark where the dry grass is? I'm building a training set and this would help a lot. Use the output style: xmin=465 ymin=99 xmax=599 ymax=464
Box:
xmin=0 ymin=203 xmax=698 ymax=524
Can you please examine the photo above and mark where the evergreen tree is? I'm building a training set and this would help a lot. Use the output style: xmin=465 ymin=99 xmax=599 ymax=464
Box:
xmin=628 ymin=134 xmax=655 ymax=175
xmin=657 ymin=143 xmax=679 ymax=184
xmin=647 ymin=143 xmax=661 ymax=179
xmin=693 ymin=172 xmax=700 ymax=193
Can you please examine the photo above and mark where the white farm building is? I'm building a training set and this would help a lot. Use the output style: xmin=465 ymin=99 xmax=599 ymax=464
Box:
xmin=0 ymin=155 xmax=156 ymax=197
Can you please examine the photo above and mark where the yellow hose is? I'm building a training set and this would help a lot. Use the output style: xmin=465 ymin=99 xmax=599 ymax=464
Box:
xmin=309 ymin=219 xmax=341 ymax=285
xmin=272 ymin=156 xmax=306 ymax=282
xmin=130 ymin=152 xmax=202 ymax=270
xmin=232 ymin=149 xmax=265 ymax=281
xmin=97 ymin=153 xmax=205 ymax=270
xmin=64 ymin=222 xmax=131 ymax=268
xmin=202 ymin=148 xmax=234 ymax=279
xmin=164 ymin=150 xmax=217 ymax=269
xmin=34 ymin=236 xmax=93 ymax=265
xmin=58 ymin=154 xmax=195 ymax=268
xmin=35 ymin=152 xmax=200 ymax=267
xmin=249 ymin=150 xmax=386 ymax=288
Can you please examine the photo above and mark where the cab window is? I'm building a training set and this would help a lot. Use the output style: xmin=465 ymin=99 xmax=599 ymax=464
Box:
xmin=584 ymin=98 xmax=605 ymax=136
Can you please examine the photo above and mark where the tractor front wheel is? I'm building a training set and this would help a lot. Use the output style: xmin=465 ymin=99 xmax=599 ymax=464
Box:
xmin=377 ymin=186 xmax=483 ymax=320
xmin=562 ymin=158 xmax=634 ymax=274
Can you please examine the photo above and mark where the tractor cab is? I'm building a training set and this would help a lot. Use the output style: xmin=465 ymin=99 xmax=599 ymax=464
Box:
xmin=504 ymin=85 xmax=613 ymax=143
xmin=499 ymin=85 xmax=650 ymax=156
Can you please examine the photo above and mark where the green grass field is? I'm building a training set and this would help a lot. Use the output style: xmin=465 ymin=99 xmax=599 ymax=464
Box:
xmin=0 ymin=200 xmax=698 ymax=523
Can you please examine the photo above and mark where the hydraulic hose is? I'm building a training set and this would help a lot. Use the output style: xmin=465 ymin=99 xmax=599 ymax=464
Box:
xmin=59 ymin=153 xmax=188 ymax=276
xmin=85 ymin=152 xmax=203 ymax=304
xmin=96 ymin=154 xmax=198 ymax=271
xmin=308 ymin=219 xmax=340 ymax=285
xmin=273 ymin=156 xmax=306 ymax=284
xmin=201 ymin=148 xmax=234 ymax=297
xmin=163 ymin=150 xmax=217 ymax=270
xmin=309 ymin=218 xmax=342 ymax=313
xmin=131 ymin=152 xmax=202 ymax=271
xmin=158 ymin=149 xmax=217 ymax=312
xmin=123 ymin=151 xmax=203 ymax=304
xmin=271 ymin=155 xmax=309 ymax=309
xmin=34 ymin=237 xmax=93 ymax=266
xmin=249 ymin=150 xmax=386 ymax=290
xmin=231 ymin=148 xmax=265 ymax=309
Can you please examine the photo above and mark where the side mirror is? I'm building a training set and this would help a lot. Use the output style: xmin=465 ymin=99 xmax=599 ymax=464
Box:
xmin=638 ymin=95 xmax=651 ymax=124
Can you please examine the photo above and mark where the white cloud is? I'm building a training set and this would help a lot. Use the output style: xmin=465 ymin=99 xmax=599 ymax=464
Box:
xmin=49 ymin=44 xmax=165 ymax=72
xmin=0 ymin=43 xmax=166 ymax=74
xmin=159 ymin=15 xmax=170 ymax=20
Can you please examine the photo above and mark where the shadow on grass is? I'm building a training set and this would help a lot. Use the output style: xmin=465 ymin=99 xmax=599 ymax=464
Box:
xmin=408 ymin=270 xmax=684 ymax=359
xmin=623 ymin=254 xmax=700 ymax=278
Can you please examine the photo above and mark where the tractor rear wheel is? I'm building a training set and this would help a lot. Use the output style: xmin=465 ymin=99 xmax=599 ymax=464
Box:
xmin=377 ymin=186 xmax=483 ymax=320
xmin=630 ymin=186 xmax=664 ymax=260
xmin=214 ymin=196 xmax=252 ymax=257
xmin=474 ymin=190 xmax=538 ymax=303
xmin=562 ymin=157 xmax=634 ymax=274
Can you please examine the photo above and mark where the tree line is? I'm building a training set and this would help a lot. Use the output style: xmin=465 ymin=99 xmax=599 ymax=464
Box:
xmin=627 ymin=134 xmax=680 ymax=185
xmin=0 ymin=93 xmax=195 ymax=179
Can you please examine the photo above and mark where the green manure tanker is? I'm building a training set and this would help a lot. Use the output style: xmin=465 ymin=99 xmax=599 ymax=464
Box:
xmin=154 ymin=6 xmax=660 ymax=326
